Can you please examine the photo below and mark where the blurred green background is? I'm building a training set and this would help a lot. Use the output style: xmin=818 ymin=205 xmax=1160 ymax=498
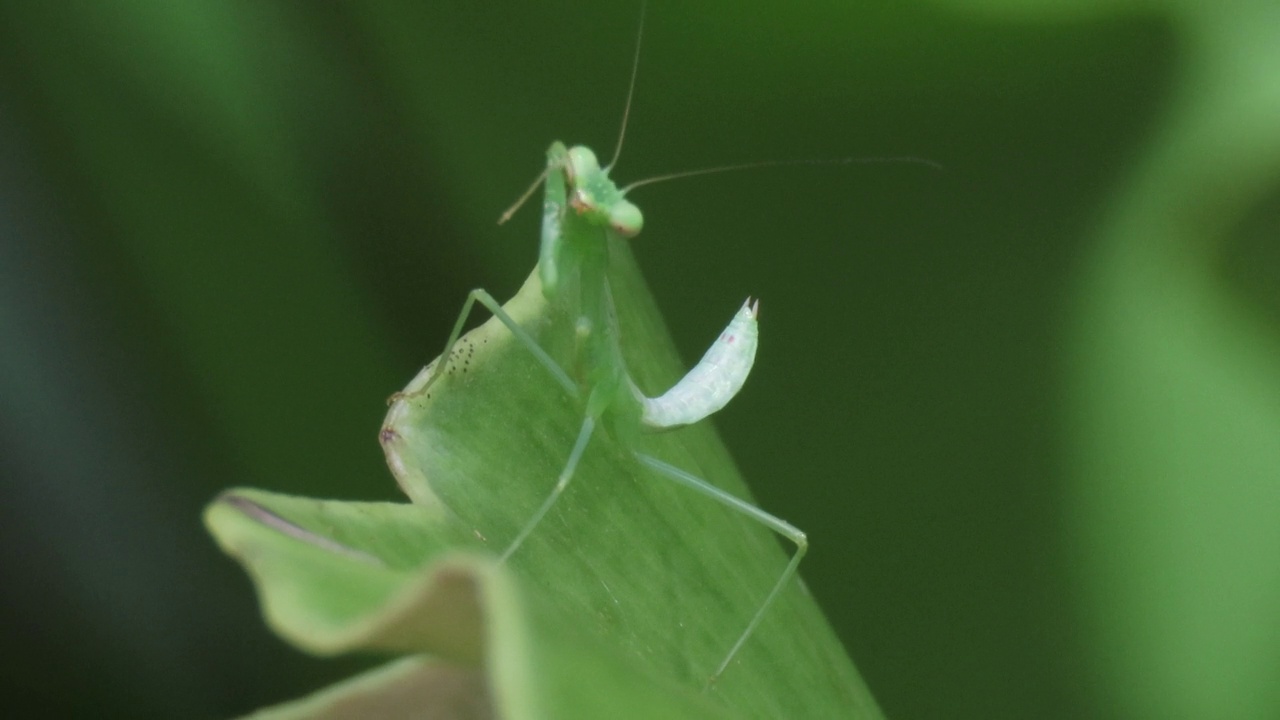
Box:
xmin=2 ymin=1 xmax=1277 ymax=718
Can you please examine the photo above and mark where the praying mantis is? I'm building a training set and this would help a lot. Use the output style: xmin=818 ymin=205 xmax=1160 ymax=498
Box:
xmin=393 ymin=141 xmax=805 ymax=687
xmin=382 ymin=8 xmax=917 ymax=685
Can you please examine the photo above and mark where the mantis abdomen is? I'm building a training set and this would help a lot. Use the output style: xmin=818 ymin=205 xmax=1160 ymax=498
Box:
xmin=639 ymin=298 xmax=759 ymax=430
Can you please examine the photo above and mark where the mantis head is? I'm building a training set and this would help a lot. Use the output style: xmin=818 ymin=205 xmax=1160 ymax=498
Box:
xmin=566 ymin=145 xmax=644 ymax=239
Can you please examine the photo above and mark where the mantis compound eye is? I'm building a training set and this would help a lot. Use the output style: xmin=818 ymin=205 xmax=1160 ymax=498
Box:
xmin=608 ymin=200 xmax=643 ymax=238
xmin=566 ymin=145 xmax=600 ymax=182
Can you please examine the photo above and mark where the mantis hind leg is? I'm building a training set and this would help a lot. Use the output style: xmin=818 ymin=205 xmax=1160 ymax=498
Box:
xmin=633 ymin=452 xmax=808 ymax=686
xmin=503 ymin=414 xmax=597 ymax=560
xmin=389 ymin=287 xmax=596 ymax=560
xmin=390 ymin=288 xmax=578 ymax=404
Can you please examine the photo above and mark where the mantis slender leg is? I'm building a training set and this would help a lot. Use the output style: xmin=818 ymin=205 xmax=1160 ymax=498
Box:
xmin=391 ymin=288 xmax=578 ymax=403
xmin=502 ymin=415 xmax=597 ymax=560
xmin=392 ymin=285 xmax=602 ymax=560
xmin=633 ymin=452 xmax=808 ymax=685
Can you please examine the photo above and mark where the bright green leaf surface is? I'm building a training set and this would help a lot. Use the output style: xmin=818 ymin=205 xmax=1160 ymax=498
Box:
xmin=208 ymin=237 xmax=880 ymax=718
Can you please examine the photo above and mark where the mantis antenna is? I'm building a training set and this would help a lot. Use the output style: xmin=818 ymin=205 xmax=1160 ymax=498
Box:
xmin=623 ymin=155 xmax=942 ymax=193
xmin=500 ymin=2 xmax=647 ymax=225
xmin=605 ymin=0 xmax=647 ymax=172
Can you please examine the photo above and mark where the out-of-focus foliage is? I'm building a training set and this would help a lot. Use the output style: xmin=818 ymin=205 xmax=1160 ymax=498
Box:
xmin=0 ymin=1 xmax=1275 ymax=719
xmin=1059 ymin=2 xmax=1280 ymax=718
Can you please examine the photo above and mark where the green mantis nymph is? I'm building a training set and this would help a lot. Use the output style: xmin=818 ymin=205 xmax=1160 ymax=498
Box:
xmin=391 ymin=19 xmax=806 ymax=686
xmin=399 ymin=145 xmax=805 ymax=684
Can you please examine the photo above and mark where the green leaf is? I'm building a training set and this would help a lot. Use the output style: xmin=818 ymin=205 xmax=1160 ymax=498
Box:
xmin=206 ymin=490 xmax=733 ymax=719
xmin=205 ymin=489 xmax=482 ymax=660
xmin=208 ymin=237 xmax=881 ymax=718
